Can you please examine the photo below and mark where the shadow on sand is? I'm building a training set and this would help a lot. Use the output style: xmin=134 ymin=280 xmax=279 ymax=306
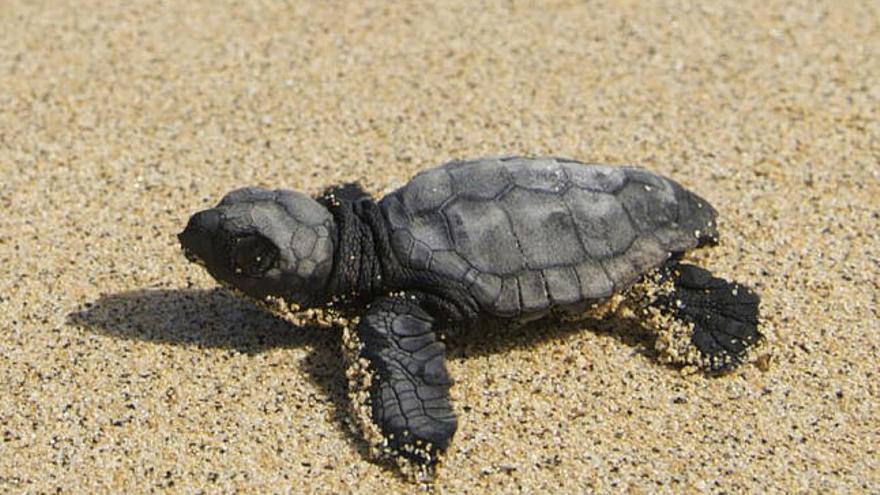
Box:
xmin=67 ymin=288 xmax=377 ymax=461
xmin=68 ymin=287 xmax=657 ymax=471
xmin=68 ymin=287 xmax=327 ymax=353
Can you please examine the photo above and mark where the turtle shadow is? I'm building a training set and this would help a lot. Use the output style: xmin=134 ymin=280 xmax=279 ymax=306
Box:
xmin=67 ymin=288 xmax=381 ymax=470
xmin=68 ymin=288 xmax=662 ymax=478
xmin=67 ymin=287 xmax=323 ymax=352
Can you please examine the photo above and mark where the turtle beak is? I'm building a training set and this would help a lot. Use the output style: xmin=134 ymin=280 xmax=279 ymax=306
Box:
xmin=178 ymin=209 xmax=221 ymax=267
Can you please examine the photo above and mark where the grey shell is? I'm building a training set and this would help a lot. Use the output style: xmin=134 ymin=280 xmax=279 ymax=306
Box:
xmin=379 ymin=156 xmax=717 ymax=318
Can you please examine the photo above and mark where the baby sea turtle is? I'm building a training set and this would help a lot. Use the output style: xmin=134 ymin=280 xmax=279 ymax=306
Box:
xmin=178 ymin=156 xmax=762 ymax=469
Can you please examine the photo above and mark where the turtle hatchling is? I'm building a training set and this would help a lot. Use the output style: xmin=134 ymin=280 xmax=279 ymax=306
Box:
xmin=179 ymin=156 xmax=762 ymax=469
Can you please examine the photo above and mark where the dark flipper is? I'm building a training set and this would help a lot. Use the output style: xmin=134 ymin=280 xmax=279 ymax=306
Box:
xmin=347 ymin=296 xmax=457 ymax=466
xmin=649 ymin=263 xmax=762 ymax=372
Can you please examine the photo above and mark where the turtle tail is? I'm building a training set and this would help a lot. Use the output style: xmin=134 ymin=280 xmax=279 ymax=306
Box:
xmin=642 ymin=262 xmax=762 ymax=372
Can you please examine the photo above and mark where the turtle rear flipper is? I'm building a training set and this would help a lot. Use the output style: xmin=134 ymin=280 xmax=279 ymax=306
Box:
xmin=343 ymin=296 xmax=457 ymax=468
xmin=646 ymin=263 xmax=762 ymax=372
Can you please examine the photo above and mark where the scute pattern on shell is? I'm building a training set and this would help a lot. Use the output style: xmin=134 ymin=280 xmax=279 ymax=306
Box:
xmin=380 ymin=156 xmax=718 ymax=318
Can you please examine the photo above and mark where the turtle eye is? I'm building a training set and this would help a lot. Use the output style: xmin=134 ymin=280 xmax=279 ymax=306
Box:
xmin=230 ymin=234 xmax=278 ymax=277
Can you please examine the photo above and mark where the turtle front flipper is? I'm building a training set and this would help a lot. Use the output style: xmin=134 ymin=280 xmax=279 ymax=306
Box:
xmin=635 ymin=263 xmax=763 ymax=372
xmin=343 ymin=295 xmax=457 ymax=468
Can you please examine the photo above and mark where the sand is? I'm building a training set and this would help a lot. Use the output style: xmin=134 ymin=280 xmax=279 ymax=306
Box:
xmin=1 ymin=0 xmax=878 ymax=492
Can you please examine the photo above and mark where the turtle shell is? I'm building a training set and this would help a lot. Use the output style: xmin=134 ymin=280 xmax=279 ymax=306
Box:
xmin=379 ymin=156 xmax=717 ymax=318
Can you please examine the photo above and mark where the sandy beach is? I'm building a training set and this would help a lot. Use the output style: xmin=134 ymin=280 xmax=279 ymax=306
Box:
xmin=1 ymin=0 xmax=878 ymax=492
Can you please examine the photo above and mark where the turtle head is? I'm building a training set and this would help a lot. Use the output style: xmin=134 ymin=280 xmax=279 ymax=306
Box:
xmin=178 ymin=187 xmax=336 ymax=308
